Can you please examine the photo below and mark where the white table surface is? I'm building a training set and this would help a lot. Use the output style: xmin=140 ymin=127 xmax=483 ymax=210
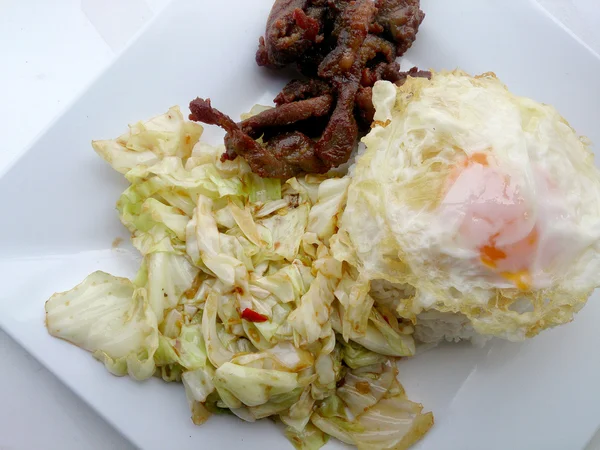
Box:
xmin=1 ymin=1 xmax=599 ymax=449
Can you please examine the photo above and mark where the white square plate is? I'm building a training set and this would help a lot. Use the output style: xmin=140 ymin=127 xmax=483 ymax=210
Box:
xmin=2 ymin=1 xmax=600 ymax=449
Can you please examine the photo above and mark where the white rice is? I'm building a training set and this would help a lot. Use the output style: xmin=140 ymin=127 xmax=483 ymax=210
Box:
xmin=369 ymin=279 xmax=491 ymax=348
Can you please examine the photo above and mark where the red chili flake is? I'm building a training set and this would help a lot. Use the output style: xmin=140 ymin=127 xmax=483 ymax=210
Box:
xmin=241 ymin=308 xmax=269 ymax=323
xmin=383 ymin=315 xmax=390 ymax=325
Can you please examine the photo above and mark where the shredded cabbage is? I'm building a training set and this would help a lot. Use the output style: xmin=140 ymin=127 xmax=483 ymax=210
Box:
xmin=45 ymin=107 xmax=432 ymax=450
xmin=45 ymin=271 xmax=158 ymax=380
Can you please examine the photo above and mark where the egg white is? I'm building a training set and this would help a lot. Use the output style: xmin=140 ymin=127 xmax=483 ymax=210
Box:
xmin=332 ymin=71 xmax=600 ymax=340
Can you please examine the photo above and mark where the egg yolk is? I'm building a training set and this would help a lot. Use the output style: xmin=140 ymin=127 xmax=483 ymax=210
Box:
xmin=443 ymin=153 xmax=537 ymax=289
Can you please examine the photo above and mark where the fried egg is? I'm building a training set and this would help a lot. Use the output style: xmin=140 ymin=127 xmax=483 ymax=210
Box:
xmin=332 ymin=70 xmax=600 ymax=341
